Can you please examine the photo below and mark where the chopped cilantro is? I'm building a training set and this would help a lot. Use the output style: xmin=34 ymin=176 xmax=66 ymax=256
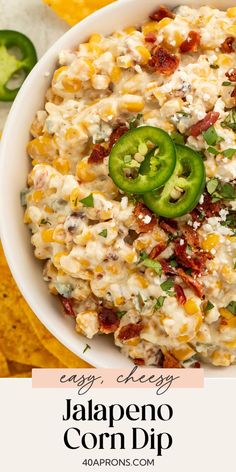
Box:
xmin=222 ymin=148 xmax=236 ymax=159
xmin=222 ymin=81 xmax=234 ymax=86
xmin=80 ymin=193 xmax=94 ymax=207
xmin=160 ymin=278 xmax=175 ymax=295
xmin=204 ymin=301 xmax=214 ymax=313
xmin=202 ymin=126 xmax=223 ymax=146
xmin=170 ymin=258 xmax=178 ymax=268
xmin=207 ymin=147 xmax=218 ymax=155
xmin=39 ymin=218 xmax=50 ymax=225
xmin=138 ymin=251 xmax=148 ymax=262
xmin=143 ymin=258 xmax=162 ymax=276
xmin=206 ymin=178 xmax=218 ymax=195
xmin=170 ymin=130 xmax=185 ymax=145
xmin=83 ymin=344 xmax=91 ymax=354
xmin=154 ymin=296 xmax=166 ymax=310
xmin=99 ymin=229 xmax=107 ymax=238
xmin=117 ymin=311 xmax=126 ymax=319
xmin=220 ymin=212 xmax=236 ymax=230
xmin=129 ymin=113 xmax=143 ymax=129
xmin=198 ymin=211 xmax=206 ymax=221
xmin=221 ymin=107 xmax=236 ymax=131
xmin=226 ymin=301 xmax=236 ymax=315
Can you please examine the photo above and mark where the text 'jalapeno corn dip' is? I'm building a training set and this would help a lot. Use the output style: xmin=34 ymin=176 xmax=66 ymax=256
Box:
xmin=22 ymin=5 xmax=236 ymax=368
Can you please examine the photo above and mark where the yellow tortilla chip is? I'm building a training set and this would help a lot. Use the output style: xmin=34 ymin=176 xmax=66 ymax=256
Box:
xmin=43 ymin=0 xmax=116 ymax=26
xmin=8 ymin=361 xmax=34 ymax=376
xmin=11 ymin=372 xmax=32 ymax=378
xmin=0 ymin=348 xmax=9 ymax=377
xmin=0 ymin=244 xmax=65 ymax=368
xmin=25 ymin=305 xmax=92 ymax=368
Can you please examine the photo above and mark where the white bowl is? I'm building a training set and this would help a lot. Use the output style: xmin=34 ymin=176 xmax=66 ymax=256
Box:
xmin=0 ymin=0 xmax=235 ymax=376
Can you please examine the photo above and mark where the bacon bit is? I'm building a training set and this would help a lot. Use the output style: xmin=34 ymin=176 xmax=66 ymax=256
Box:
xmin=150 ymin=5 xmax=175 ymax=21
xmin=179 ymin=31 xmax=200 ymax=53
xmin=163 ymin=352 xmax=182 ymax=368
xmin=118 ymin=323 xmax=143 ymax=341
xmin=134 ymin=358 xmax=145 ymax=366
xmin=149 ymin=241 xmax=167 ymax=259
xmin=192 ymin=361 xmax=201 ymax=368
xmin=182 ymin=225 xmax=200 ymax=248
xmin=220 ymin=318 xmax=228 ymax=326
xmin=220 ymin=36 xmax=235 ymax=53
xmin=88 ymin=144 xmax=107 ymax=164
xmin=191 ymin=193 xmax=222 ymax=221
xmin=149 ymin=46 xmax=179 ymax=76
xmin=145 ymin=32 xmax=157 ymax=43
xmin=159 ymin=217 xmax=178 ymax=234
xmin=98 ymin=307 xmax=119 ymax=334
xmin=133 ymin=202 xmax=157 ymax=233
xmin=160 ymin=259 xmax=177 ymax=275
xmin=174 ymin=238 xmax=211 ymax=274
xmin=188 ymin=111 xmax=220 ymax=137
xmin=59 ymin=295 xmax=76 ymax=317
xmin=107 ymin=125 xmax=129 ymax=153
xmin=177 ymin=267 xmax=204 ymax=299
xmin=174 ymin=284 xmax=187 ymax=305
xmin=231 ymin=87 xmax=236 ymax=99
xmin=226 ymin=67 xmax=236 ymax=81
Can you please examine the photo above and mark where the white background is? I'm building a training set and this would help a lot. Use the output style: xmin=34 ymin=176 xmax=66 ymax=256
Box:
xmin=0 ymin=379 xmax=235 ymax=471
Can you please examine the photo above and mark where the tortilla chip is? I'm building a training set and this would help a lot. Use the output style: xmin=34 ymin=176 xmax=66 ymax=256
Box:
xmin=8 ymin=361 xmax=34 ymax=376
xmin=25 ymin=306 xmax=92 ymax=368
xmin=0 ymin=243 xmax=65 ymax=368
xmin=0 ymin=348 xmax=9 ymax=377
xmin=11 ymin=372 xmax=32 ymax=378
xmin=43 ymin=0 xmax=116 ymax=26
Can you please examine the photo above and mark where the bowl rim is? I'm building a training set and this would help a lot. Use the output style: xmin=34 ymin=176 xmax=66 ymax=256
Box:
xmin=0 ymin=0 xmax=234 ymax=374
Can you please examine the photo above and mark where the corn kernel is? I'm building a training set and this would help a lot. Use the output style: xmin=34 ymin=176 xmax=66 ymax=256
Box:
xmin=110 ymin=66 xmax=122 ymax=83
xmin=41 ymin=228 xmax=54 ymax=243
xmin=31 ymin=190 xmax=44 ymax=203
xmin=172 ymin=345 xmax=195 ymax=361
xmin=125 ymin=337 xmax=140 ymax=346
xmin=120 ymin=96 xmax=145 ymax=113
xmin=142 ymin=21 xmax=158 ymax=35
xmin=124 ymin=26 xmax=136 ymax=34
xmin=223 ymin=339 xmax=236 ymax=349
xmin=136 ymin=275 xmax=149 ymax=288
xmin=70 ymin=188 xmax=82 ymax=210
xmin=27 ymin=135 xmax=57 ymax=159
xmin=62 ymin=76 xmax=81 ymax=93
xmin=212 ymin=350 xmax=232 ymax=366
xmin=156 ymin=17 xmax=173 ymax=30
xmin=227 ymin=7 xmax=236 ymax=18
xmin=201 ymin=233 xmax=220 ymax=251
xmin=52 ymin=157 xmax=70 ymax=174
xmin=177 ymin=334 xmax=191 ymax=343
xmin=80 ymin=259 xmax=89 ymax=267
xmin=76 ymin=160 xmax=96 ymax=182
xmin=94 ymin=265 xmax=103 ymax=273
xmin=217 ymin=54 xmax=234 ymax=67
xmin=136 ymin=46 xmax=151 ymax=65
xmin=24 ymin=209 xmax=31 ymax=224
xmin=227 ymin=24 xmax=236 ymax=35
xmin=89 ymin=33 xmax=102 ymax=43
xmin=87 ymin=43 xmax=103 ymax=56
xmin=115 ymin=296 xmax=125 ymax=305
xmin=227 ymin=317 xmax=236 ymax=329
xmin=53 ymin=66 xmax=68 ymax=82
xmin=53 ymin=252 xmax=68 ymax=265
xmin=184 ymin=299 xmax=199 ymax=315
xmin=53 ymin=228 xmax=65 ymax=244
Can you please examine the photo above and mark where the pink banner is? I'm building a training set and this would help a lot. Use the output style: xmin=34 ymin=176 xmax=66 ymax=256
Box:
xmin=32 ymin=367 xmax=204 ymax=394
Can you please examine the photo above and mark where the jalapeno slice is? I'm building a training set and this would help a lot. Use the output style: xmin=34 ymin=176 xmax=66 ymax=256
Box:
xmin=0 ymin=30 xmax=37 ymax=102
xmin=108 ymin=126 xmax=176 ymax=193
xmin=143 ymin=144 xmax=205 ymax=218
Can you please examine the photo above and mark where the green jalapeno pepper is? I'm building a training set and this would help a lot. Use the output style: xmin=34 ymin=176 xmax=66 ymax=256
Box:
xmin=143 ymin=144 xmax=205 ymax=218
xmin=108 ymin=126 xmax=176 ymax=194
xmin=0 ymin=30 xmax=37 ymax=101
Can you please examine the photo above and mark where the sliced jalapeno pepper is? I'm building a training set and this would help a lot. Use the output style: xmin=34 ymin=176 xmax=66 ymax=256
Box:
xmin=143 ymin=144 xmax=205 ymax=218
xmin=108 ymin=126 xmax=176 ymax=194
xmin=0 ymin=30 xmax=37 ymax=101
